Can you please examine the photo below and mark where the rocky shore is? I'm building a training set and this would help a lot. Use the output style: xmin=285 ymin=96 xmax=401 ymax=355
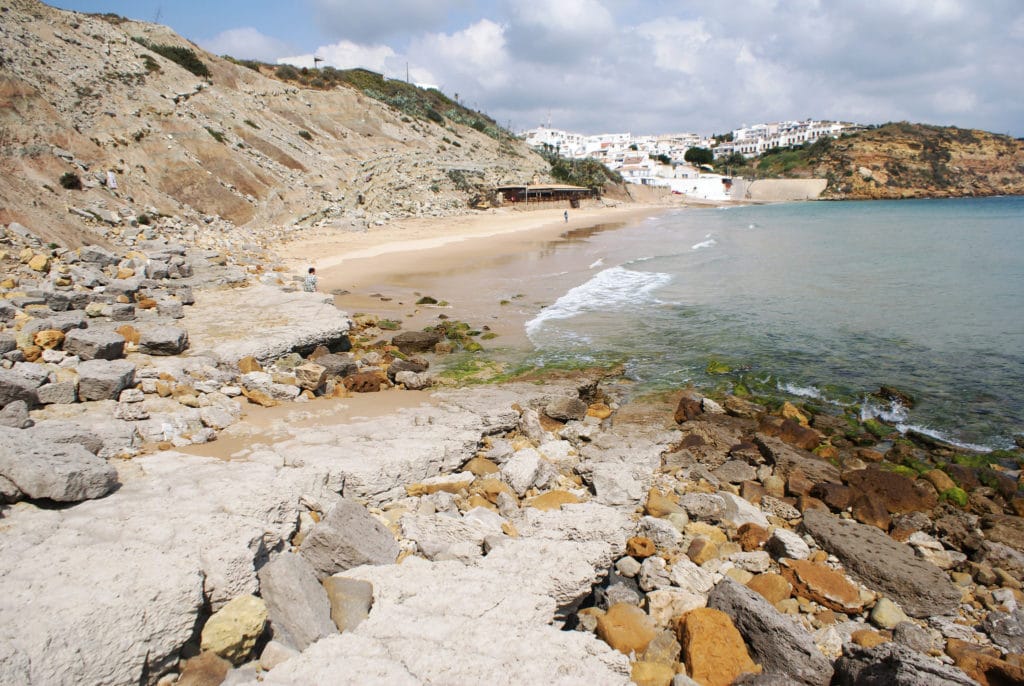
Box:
xmin=2 ymin=214 xmax=1024 ymax=686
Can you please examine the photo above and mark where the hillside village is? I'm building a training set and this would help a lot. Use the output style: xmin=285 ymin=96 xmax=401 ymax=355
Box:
xmin=523 ymin=119 xmax=863 ymax=201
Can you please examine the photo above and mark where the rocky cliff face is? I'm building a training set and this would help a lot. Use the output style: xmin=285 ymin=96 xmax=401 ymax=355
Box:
xmin=813 ymin=123 xmax=1024 ymax=199
xmin=0 ymin=0 xmax=550 ymax=248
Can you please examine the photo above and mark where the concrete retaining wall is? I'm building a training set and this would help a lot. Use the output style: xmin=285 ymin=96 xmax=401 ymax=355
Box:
xmin=731 ymin=178 xmax=828 ymax=201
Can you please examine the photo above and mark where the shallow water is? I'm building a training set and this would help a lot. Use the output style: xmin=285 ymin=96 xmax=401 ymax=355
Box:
xmin=512 ymin=197 xmax=1024 ymax=450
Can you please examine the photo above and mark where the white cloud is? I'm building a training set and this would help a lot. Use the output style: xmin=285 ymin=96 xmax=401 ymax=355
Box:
xmin=410 ymin=20 xmax=509 ymax=89
xmin=200 ymin=27 xmax=292 ymax=62
xmin=636 ymin=18 xmax=711 ymax=75
xmin=279 ymin=41 xmax=397 ymax=74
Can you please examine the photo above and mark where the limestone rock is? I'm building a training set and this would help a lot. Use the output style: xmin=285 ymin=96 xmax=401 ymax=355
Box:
xmin=77 ymin=358 xmax=135 ymax=401
xmin=801 ymin=508 xmax=960 ymax=618
xmin=257 ymin=552 xmax=336 ymax=651
xmin=869 ymin=597 xmax=910 ymax=630
xmin=545 ymin=395 xmax=588 ymax=422
xmin=0 ymin=426 xmax=118 ymax=502
xmin=63 ymin=328 xmax=125 ymax=360
xmin=832 ymin=642 xmax=979 ymax=685
xmin=0 ymin=368 xmax=41 ymax=407
xmin=138 ymin=324 xmax=189 ymax=355
xmin=200 ymin=594 xmax=268 ymax=665
xmin=0 ymin=400 xmax=31 ymax=429
xmin=323 ymin=576 xmax=373 ymax=633
xmin=708 ymin=579 xmax=833 ymax=686
xmin=298 ymin=498 xmax=400 ymax=579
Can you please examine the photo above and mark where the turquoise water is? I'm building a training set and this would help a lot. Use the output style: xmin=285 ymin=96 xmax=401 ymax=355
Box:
xmin=524 ymin=197 xmax=1024 ymax=450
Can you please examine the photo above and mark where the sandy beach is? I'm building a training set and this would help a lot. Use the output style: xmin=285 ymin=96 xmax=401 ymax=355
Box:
xmin=278 ymin=203 xmax=675 ymax=346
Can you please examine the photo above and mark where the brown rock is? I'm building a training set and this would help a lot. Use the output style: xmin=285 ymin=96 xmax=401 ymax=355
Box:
xmin=176 ymin=651 xmax=231 ymax=686
xmin=947 ymin=638 xmax=1024 ymax=686
xmin=33 ymin=329 xmax=65 ymax=350
xmin=687 ymin=537 xmax=719 ymax=565
xmin=797 ymin=494 xmax=829 ymax=513
xmin=405 ymin=475 xmax=474 ymax=497
xmin=587 ymin=402 xmax=613 ymax=419
xmin=527 ymin=490 xmax=581 ymax=511
xmin=787 ymin=468 xmax=817 ymax=497
xmin=631 ymin=661 xmax=675 ymax=686
xmin=628 ymin=536 xmax=657 ymax=559
xmin=678 ymin=607 xmax=761 ymax=686
xmin=736 ymin=523 xmax=769 ymax=551
xmin=646 ymin=488 xmax=682 ymax=518
xmin=780 ymin=558 xmax=865 ymax=614
xmin=136 ymin=297 xmax=157 ymax=309
xmin=810 ymin=482 xmax=855 ymax=511
xmin=740 ymin=480 xmax=766 ymax=504
xmin=463 ymin=455 xmax=500 ymax=476
xmin=596 ymin=602 xmax=658 ymax=655
xmin=851 ymin=629 xmax=889 ymax=648
xmin=238 ymin=355 xmax=263 ymax=373
xmin=758 ymin=416 xmax=824 ymax=451
xmin=674 ymin=390 xmax=704 ymax=424
xmin=343 ymin=371 xmax=386 ymax=393
xmin=21 ymin=345 xmax=42 ymax=362
xmin=465 ymin=494 xmax=496 ymax=512
xmin=851 ymin=494 xmax=893 ymax=531
xmin=844 ymin=466 xmax=938 ymax=514
xmin=747 ymin=572 xmax=793 ymax=605
xmin=856 ymin=447 xmax=885 ymax=463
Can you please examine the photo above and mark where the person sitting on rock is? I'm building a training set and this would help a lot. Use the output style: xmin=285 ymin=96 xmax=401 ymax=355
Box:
xmin=303 ymin=267 xmax=318 ymax=292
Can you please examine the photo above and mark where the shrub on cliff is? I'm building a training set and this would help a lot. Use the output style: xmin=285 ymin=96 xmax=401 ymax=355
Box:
xmin=132 ymin=38 xmax=211 ymax=79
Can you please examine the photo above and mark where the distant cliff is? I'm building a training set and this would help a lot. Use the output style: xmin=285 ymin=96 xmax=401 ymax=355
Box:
xmin=752 ymin=123 xmax=1024 ymax=199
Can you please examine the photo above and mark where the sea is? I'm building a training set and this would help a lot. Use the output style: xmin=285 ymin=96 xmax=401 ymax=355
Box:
xmin=513 ymin=196 xmax=1024 ymax=451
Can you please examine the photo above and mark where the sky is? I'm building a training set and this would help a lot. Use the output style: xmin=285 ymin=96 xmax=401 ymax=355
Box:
xmin=51 ymin=0 xmax=1024 ymax=137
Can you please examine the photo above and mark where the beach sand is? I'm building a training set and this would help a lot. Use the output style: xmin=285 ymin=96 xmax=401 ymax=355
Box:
xmin=280 ymin=204 xmax=672 ymax=344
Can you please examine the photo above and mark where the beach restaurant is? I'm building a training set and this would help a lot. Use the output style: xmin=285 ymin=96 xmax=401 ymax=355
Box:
xmin=496 ymin=183 xmax=596 ymax=208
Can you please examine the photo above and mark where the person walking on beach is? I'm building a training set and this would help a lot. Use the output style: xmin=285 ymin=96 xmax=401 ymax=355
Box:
xmin=564 ymin=210 xmax=569 ymax=223
xmin=303 ymin=267 xmax=318 ymax=292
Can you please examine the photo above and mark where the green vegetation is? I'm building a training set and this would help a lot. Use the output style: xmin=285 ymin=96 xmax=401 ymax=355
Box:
xmin=377 ymin=319 xmax=401 ymax=331
xmin=141 ymin=54 xmax=160 ymax=73
xmin=684 ymin=147 xmax=713 ymax=165
xmin=132 ymin=38 xmax=211 ymax=79
xmin=951 ymin=453 xmax=1001 ymax=469
xmin=536 ymin=147 xmax=623 ymax=190
xmin=297 ymin=130 xmax=313 ymax=141
xmin=259 ymin=65 xmax=512 ymax=141
xmin=59 ymin=172 xmax=82 ymax=190
xmin=415 ymin=296 xmax=438 ymax=305
xmin=939 ymin=487 xmax=969 ymax=507
xmin=243 ymin=119 xmax=259 ymax=129
xmin=862 ymin=417 xmax=895 ymax=438
xmin=204 ymin=126 xmax=226 ymax=143
xmin=705 ymin=359 xmax=732 ymax=375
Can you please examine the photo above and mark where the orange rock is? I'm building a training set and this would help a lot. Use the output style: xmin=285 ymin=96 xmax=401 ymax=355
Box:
xmin=587 ymin=402 xmax=613 ymax=419
xmin=463 ymin=455 xmax=500 ymax=476
xmin=687 ymin=537 xmax=719 ymax=565
xmin=678 ymin=608 xmax=760 ymax=686
xmin=780 ymin=558 xmax=864 ymax=614
xmin=472 ymin=478 xmax=516 ymax=505
xmin=855 ymin=447 xmax=885 ymax=463
xmin=851 ymin=629 xmax=888 ymax=648
xmin=851 ymin=494 xmax=892 ymax=531
xmin=736 ymin=523 xmax=769 ymax=551
xmin=646 ymin=488 xmax=682 ymax=517
xmin=747 ymin=572 xmax=792 ymax=605
xmin=33 ymin=329 xmax=64 ymax=350
xmin=781 ymin=401 xmax=809 ymax=427
xmin=136 ymin=297 xmax=157 ymax=309
xmin=596 ymin=603 xmax=657 ymax=655
xmin=242 ymin=388 xmax=279 ymax=407
xmin=116 ymin=325 xmax=141 ymax=344
xmin=405 ymin=476 xmax=474 ymax=497
xmin=116 ymin=267 xmax=135 ymax=279
xmin=947 ymin=638 xmax=1024 ymax=686
xmin=465 ymin=494 xmax=497 ymax=512
xmin=21 ymin=345 xmax=42 ymax=362
xmin=527 ymin=490 xmax=582 ymax=511
xmin=238 ymin=356 xmax=262 ymax=373
xmin=631 ymin=661 xmax=675 ymax=686
xmin=627 ymin=536 xmax=657 ymax=559
xmin=501 ymin=521 xmax=519 ymax=537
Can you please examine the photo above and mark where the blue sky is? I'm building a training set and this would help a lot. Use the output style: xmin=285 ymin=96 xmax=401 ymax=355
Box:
xmin=51 ymin=1 xmax=1024 ymax=137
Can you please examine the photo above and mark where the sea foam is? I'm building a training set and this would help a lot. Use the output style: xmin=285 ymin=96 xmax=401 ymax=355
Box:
xmin=525 ymin=266 xmax=671 ymax=339
xmin=691 ymin=234 xmax=716 ymax=250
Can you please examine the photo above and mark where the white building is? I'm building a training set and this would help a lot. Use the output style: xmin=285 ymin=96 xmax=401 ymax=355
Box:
xmin=714 ymin=119 xmax=863 ymax=159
